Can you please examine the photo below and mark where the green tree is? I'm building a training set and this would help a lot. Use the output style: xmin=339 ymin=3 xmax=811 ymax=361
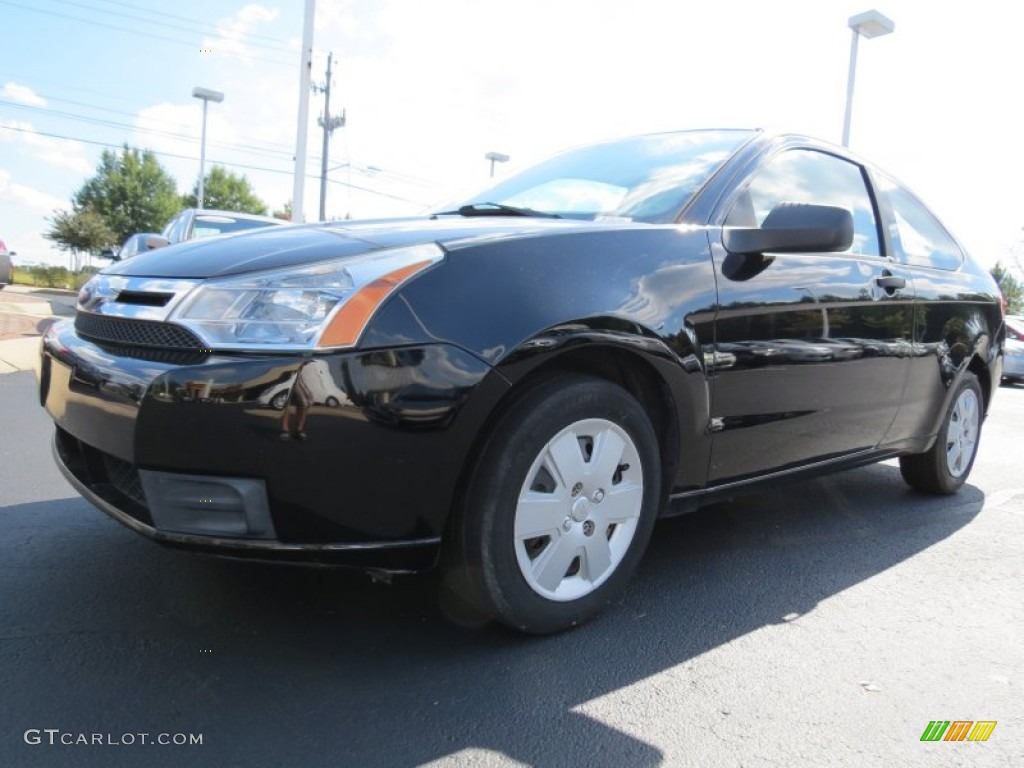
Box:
xmin=44 ymin=209 xmax=116 ymax=272
xmin=183 ymin=166 xmax=267 ymax=214
xmin=73 ymin=146 xmax=181 ymax=243
xmin=992 ymin=262 xmax=1023 ymax=314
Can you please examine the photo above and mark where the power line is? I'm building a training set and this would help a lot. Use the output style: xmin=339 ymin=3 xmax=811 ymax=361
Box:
xmin=84 ymin=0 xmax=298 ymax=48
xmin=0 ymin=82 xmax=305 ymax=158
xmin=1 ymin=96 xmax=436 ymax=192
xmin=1 ymin=122 xmax=294 ymax=176
xmin=0 ymin=123 xmax=432 ymax=205
xmin=0 ymin=99 xmax=299 ymax=162
xmin=0 ymin=0 xmax=293 ymax=67
xmin=0 ymin=72 xmax=143 ymax=105
xmin=325 ymin=176 xmax=426 ymax=205
xmin=48 ymin=0 xmax=296 ymax=56
xmin=2 ymin=92 xmax=300 ymax=156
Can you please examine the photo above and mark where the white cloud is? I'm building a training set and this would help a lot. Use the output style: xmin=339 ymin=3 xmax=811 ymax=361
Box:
xmin=0 ymin=120 xmax=92 ymax=175
xmin=2 ymin=82 xmax=46 ymax=107
xmin=0 ymin=169 xmax=67 ymax=216
xmin=202 ymin=4 xmax=281 ymax=63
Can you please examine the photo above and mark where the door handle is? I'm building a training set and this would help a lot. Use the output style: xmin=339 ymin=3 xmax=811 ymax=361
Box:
xmin=876 ymin=274 xmax=906 ymax=290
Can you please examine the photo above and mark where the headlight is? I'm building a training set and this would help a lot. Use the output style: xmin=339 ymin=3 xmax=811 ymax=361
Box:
xmin=170 ymin=243 xmax=443 ymax=350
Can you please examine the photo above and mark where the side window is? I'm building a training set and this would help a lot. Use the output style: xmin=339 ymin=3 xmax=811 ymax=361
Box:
xmin=120 ymin=236 xmax=140 ymax=260
xmin=726 ymin=150 xmax=881 ymax=256
xmin=875 ymin=174 xmax=963 ymax=270
xmin=163 ymin=214 xmax=190 ymax=244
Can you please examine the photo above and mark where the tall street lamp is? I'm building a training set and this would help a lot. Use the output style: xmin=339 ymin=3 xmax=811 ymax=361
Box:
xmin=842 ymin=10 xmax=894 ymax=147
xmin=485 ymin=151 xmax=509 ymax=178
xmin=192 ymin=86 xmax=224 ymax=210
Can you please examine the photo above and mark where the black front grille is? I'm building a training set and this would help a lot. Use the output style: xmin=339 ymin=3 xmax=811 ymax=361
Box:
xmin=102 ymin=453 xmax=146 ymax=506
xmin=92 ymin=341 xmax=210 ymax=366
xmin=54 ymin=427 xmax=153 ymax=526
xmin=76 ymin=313 xmax=204 ymax=350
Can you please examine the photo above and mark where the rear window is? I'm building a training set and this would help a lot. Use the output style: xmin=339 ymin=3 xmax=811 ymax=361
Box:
xmin=191 ymin=216 xmax=279 ymax=240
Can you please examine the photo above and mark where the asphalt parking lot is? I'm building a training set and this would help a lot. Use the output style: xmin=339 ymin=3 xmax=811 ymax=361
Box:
xmin=1 ymin=370 xmax=1021 ymax=767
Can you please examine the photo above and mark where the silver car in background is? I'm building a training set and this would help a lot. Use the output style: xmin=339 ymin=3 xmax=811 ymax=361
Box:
xmin=1004 ymin=315 xmax=1024 ymax=383
xmin=0 ymin=240 xmax=14 ymax=288
xmin=158 ymin=209 xmax=284 ymax=246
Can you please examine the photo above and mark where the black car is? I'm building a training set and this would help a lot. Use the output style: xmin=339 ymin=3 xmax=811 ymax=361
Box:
xmin=39 ymin=129 xmax=1005 ymax=633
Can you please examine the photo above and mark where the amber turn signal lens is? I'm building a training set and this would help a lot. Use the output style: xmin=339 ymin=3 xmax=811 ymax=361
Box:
xmin=317 ymin=260 xmax=433 ymax=348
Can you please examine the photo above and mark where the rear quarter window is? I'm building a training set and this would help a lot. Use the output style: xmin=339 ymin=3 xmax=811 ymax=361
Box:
xmin=875 ymin=173 xmax=963 ymax=270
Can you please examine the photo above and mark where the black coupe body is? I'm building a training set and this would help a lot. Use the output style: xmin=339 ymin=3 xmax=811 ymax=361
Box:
xmin=39 ymin=130 xmax=1005 ymax=632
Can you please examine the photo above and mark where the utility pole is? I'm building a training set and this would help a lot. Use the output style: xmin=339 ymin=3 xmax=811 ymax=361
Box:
xmin=315 ymin=52 xmax=346 ymax=221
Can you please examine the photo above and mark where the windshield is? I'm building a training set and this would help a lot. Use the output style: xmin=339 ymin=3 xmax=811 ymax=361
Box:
xmin=442 ymin=130 xmax=755 ymax=224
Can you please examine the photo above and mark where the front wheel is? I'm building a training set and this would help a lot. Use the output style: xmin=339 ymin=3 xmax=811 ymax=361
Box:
xmin=442 ymin=375 xmax=662 ymax=634
xmin=899 ymin=372 xmax=983 ymax=495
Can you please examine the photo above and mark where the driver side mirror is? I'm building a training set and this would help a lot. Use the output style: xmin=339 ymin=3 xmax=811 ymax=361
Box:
xmin=723 ymin=203 xmax=853 ymax=255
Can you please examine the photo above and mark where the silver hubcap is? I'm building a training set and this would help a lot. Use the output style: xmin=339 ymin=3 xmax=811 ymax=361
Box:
xmin=945 ymin=388 xmax=979 ymax=478
xmin=513 ymin=418 xmax=643 ymax=602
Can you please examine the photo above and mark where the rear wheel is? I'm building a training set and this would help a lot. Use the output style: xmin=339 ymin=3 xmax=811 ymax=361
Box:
xmin=899 ymin=372 xmax=983 ymax=495
xmin=441 ymin=375 xmax=661 ymax=634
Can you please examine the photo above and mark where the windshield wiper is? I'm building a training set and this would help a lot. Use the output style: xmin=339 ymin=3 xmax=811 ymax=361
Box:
xmin=433 ymin=202 xmax=561 ymax=219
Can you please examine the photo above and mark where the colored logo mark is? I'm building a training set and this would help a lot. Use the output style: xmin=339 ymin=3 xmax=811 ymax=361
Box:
xmin=920 ymin=721 xmax=997 ymax=742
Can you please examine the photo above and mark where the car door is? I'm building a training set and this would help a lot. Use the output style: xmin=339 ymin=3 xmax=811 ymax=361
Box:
xmin=706 ymin=148 xmax=915 ymax=483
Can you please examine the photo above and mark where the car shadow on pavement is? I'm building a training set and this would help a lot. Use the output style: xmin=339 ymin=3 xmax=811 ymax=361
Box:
xmin=1 ymin=466 xmax=983 ymax=768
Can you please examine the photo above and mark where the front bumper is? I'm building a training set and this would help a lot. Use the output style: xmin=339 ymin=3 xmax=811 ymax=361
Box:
xmin=40 ymin=320 xmax=509 ymax=571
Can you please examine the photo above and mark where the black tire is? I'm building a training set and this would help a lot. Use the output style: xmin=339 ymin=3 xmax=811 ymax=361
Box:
xmin=325 ymin=396 xmax=340 ymax=407
xmin=899 ymin=372 xmax=983 ymax=495
xmin=270 ymin=391 xmax=289 ymax=410
xmin=440 ymin=374 xmax=662 ymax=634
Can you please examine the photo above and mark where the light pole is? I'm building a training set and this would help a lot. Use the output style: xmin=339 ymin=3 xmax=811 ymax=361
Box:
xmin=192 ymin=86 xmax=224 ymax=210
xmin=485 ymin=151 xmax=509 ymax=177
xmin=842 ymin=10 xmax=894 ymax=147
xmin=292 ymin=0 xmax=316 ymax=223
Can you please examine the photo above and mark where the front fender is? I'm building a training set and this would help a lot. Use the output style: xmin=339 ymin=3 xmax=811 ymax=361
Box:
xmin=492 ymin=325 xmax=712 ymax=496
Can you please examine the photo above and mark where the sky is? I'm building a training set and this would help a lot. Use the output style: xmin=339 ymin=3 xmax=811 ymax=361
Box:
xmin=1 ymin=0 xmax=1022 ymax=275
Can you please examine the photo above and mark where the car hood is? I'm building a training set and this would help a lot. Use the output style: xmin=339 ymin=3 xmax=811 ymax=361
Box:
xmin=104 ymin=217 xmax=632 ymax=279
